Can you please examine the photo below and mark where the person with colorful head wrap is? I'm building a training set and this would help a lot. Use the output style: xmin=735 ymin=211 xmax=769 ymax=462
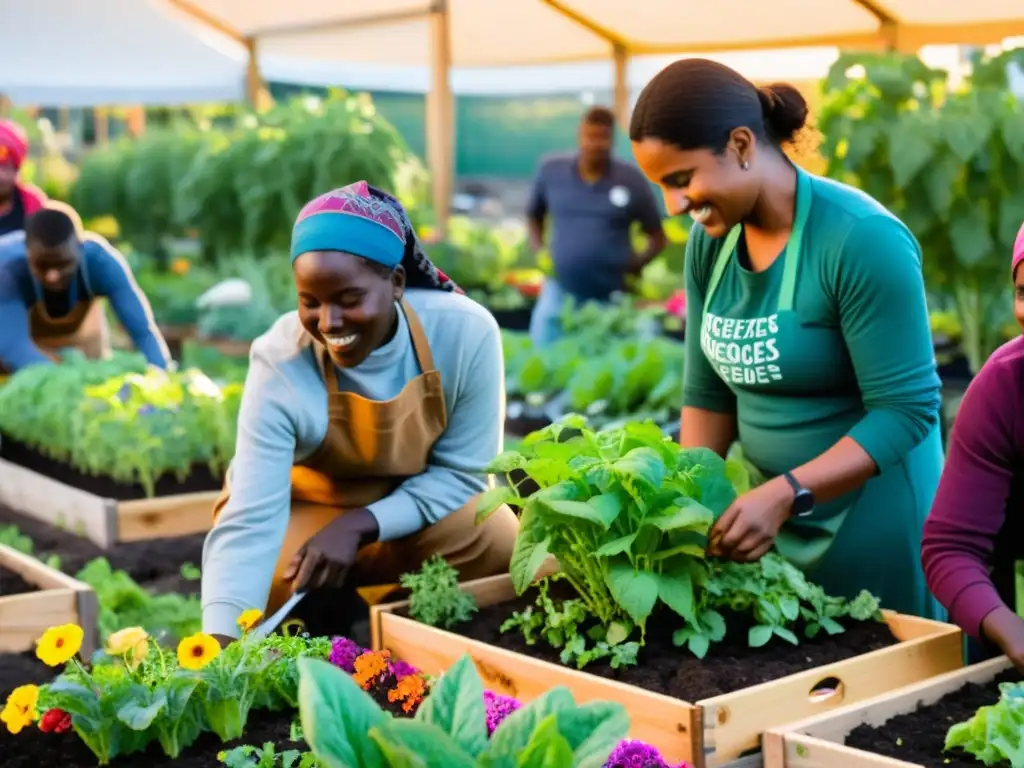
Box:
xmin=201 ymin=181 xmax=518 ymax=643
xmin=923 ymin=222 xmax=1024 ymax=670
xmin=0 ymin=119 xmax=47 ymax=237
xmin=0 ymin=202 xmax=170 ymax=372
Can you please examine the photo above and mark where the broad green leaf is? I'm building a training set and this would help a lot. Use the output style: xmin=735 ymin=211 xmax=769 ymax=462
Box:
xmin=372 ymin=720 xmax=477 ymax=767
xmin=998 ymin=192 xmax=1024 ymax=251
xmin=476 ymin=486 xmax=520 ymax=524
xmin=486 ymin=451 xmax=528 ymax=473
xmin=779 ymin=595 xmax=801 ymax=622
xmin=298 ymin=657 xmax=388 ymax=768
xmin=593 ymin=533 xmax=637 ymax=557
xmin=605 ymin=562 xmax=659 ymax=626
xmin=645 ymin=501 xmax=713 ymax=533
xmin=654 ymin=565 xmax=696 ymax=623
xmin=515 ymin=715 xmax=575 ymax=768
xmin=367 ymin=727 xmax=427 ymax=768
xmin=553 ymin=701 xmax=629 ymax=768
xmin=920 ymin=152 xmax=961 ymax=215
xmin=1001 ymin=110 xmax=1024 ymax=163
xmin=510 ymin=530 xmax=551 ymax=595
xmin=415 ymin=655 xmax=488 ymax=757
xmin=942 ymin=111 xmax=992 ymax=163
xmin=949 ymin=207 xmax=994 ymax=267
xmin=542 ymin=495 xmax=619 ymax=529
xmin=117 ymin=692 xmax=167 ymax=730
xmin=748 ymin=625 xmax=774 ymax=648
xmin=888 ymin=111 xmax=937 ymax=188
xmin=610 ymin=447 xmax=666 ymax=488
xmin=486 ymin=687 xmax=578 ymax=767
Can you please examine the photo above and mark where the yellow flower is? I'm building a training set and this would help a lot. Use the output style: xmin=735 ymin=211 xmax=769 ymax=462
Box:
xmin=105 ymin=627 xmax=150 ymax=665
xmin=36 ymin=624 xmax=84 ymax=667
xmin=170 ymin=257 xmax=191 ymax=275
xmin=237 ymin=609 xmax=263 ymax=633
xmin=177 ymin=633 xmax=221 ymax=670
xmin=1 ymin=685 xmax=39 ymax=734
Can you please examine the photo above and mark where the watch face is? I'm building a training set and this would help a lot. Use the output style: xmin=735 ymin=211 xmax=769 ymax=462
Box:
xmin=794 ymin=490 xmax=815 ymax=515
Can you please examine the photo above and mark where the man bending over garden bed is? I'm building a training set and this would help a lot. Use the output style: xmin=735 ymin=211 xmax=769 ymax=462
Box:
xmin=0 ymin=203 xmax=170 ymax=372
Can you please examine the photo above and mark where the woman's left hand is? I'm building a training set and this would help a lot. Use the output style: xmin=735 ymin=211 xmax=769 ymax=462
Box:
xmin=283 ymin=509 xmax=379 ymax=592
xmin=708 ymin=477 xmax=795 ymax=562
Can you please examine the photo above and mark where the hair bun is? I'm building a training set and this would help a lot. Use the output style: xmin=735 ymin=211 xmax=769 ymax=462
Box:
xmin=757 ymin=83 xmax=808 ymax=143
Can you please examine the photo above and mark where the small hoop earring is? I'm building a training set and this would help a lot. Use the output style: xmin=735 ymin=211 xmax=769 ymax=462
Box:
xmin=740 ymin=160 xmax=750 ymax=171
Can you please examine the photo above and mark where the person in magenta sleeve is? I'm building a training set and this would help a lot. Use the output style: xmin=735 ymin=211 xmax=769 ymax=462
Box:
xmin=922 ymin=220 xmax=1024 ymax=668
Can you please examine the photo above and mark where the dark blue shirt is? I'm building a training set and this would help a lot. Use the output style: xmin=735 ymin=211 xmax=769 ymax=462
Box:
xmin=526 ymin=154 xmax=662 ymax=302
xmin=0 ymin=232 xmax=169 ymax=371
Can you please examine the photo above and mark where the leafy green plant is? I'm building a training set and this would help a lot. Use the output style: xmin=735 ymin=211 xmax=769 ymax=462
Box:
xmin=298 ymin=653 xmax=629 ymax=768
xmin=75 ymin=558 xmax=201 ymax=642
xmin=476 ymin=417 xmax=738 ymax=662
xmin=399 ymin=555 xmax=478 ymax=630
xmin=0 ymin=356 xmax=242 ymax=495
xmin=945 ymin=681 xmax=1024 ymax=766
xmin=178 ymin=92 xmax=416 ymax=258
xmin=819 ymin=48 xmax=1024 ymax=372
xmin=220 ymin=742 xmax=323 ymax=768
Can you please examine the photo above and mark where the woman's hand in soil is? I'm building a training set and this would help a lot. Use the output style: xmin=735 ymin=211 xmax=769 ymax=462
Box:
xmin=981 ymin=606 xmax=1024 ymax=671
xmin=708 ymin=477 xmax=793 ymax=562
xmin=284 ymin=508 xmax=380 ymax=592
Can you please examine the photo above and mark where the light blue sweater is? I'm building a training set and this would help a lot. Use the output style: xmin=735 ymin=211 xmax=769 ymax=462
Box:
xmin=201 ymin=288 xmax=505 ymax=637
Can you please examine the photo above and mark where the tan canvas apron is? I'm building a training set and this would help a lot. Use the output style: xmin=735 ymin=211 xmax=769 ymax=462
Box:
xmin=29 ymin=296 xmax=111 ymax=361
xmin=213 ymin=299 xmax=518 ymax=615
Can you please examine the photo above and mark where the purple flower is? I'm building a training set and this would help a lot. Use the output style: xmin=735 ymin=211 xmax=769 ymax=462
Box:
xmin=389 ymin=659 xmax=418 ymax=680
xmin=604 ymin=740 xmax=691 ymax=768
xmin=483 ymin=690 xmax=522 ymax=735
xmin=117 ymin=383 xmax=133 ymax=403
xmin=328 ymin=637 xmax=363 ymax=673
xmin=138 ymin=404 xmax=157 ymax=416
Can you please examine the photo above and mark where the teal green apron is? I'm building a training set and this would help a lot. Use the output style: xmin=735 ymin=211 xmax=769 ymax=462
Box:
xmin=702 ymin=171 xmax=945 ymax=621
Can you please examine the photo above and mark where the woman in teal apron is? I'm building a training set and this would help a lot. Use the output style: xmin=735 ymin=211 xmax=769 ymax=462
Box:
xmin=628 ymin=58 xmax=945 ymax=620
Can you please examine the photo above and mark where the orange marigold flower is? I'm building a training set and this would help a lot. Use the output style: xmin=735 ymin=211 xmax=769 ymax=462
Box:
xmin=387 ymin=674 xmax=427 ymax=713
xmin=352 ymin=650 xmax=390 ymax=691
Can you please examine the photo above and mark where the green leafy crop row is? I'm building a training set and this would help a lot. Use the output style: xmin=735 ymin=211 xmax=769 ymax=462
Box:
xmin=0 ymin=353 xmax=241 ymax=495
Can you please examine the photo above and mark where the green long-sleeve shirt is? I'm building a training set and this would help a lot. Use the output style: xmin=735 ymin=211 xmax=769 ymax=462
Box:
xmin=683 ymin=174 xmax=941 ymax=489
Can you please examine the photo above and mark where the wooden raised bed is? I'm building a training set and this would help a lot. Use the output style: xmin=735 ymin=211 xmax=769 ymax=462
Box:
xmin=762 ymin=656 xmax=1012 ymax=768
xmin=0 ymin=457 xmax=218 ymax=548
xmin=0 ymin=543 xmax=98 ymax=656
xmin=370 ymin=573 xmax=963 ymax=768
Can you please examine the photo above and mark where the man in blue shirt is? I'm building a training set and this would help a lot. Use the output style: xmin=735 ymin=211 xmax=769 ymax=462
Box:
xmin=526 ymin=106 xmax=667 ymax=346
xmin=0 ymin=204 xmax=170 ymax=372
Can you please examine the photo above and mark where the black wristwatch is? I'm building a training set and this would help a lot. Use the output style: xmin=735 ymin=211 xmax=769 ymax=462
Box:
xmin=782 ymin=471 xmax=815 ymax=517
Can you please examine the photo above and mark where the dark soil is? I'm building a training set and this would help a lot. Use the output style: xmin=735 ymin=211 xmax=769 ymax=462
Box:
xmin=0 ymin=504 xmax=205 ymax=584
xmin=438 ymin=584 xmax=898 ymax=702
xmin=0 ymin=436 xmax=223 ymax=501
xmin=0 ymin=565 xmax=35 ymax=596
xmin=844 ymin=669 xmax=1023 ymax=767
xmin=0 ymin=696 xmax=299 ymax=767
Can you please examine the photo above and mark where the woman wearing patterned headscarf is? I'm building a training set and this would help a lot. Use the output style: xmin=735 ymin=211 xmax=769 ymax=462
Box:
xmin=202 ymin=182 xmax=518 ymax=643
xmin=0 ymin=119 xmax=47 ymax=237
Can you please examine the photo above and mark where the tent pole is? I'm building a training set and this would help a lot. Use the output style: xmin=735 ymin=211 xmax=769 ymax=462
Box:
xmin=612 ymin=45 xmax=630 ymax=130
xmin=540 ymin=1 xmax=632 ymax=126
xmin=426 ymin=2 xmax=453 ymax=239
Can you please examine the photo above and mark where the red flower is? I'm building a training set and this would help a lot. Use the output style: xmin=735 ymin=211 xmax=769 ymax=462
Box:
xmin=38 ymin=708 xmax=72 ymax=734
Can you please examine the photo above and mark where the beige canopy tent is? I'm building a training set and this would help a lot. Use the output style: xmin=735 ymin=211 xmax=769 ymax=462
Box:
xmin=163 ymin=0 xmax=1024 ymax=231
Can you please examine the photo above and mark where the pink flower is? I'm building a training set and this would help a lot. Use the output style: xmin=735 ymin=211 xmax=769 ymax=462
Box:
xmin=664 ymin=291 xmax=686 ymax=317
xmin=328 ymin=637 xmax=363 ymax=673
xmin=483 ymin=690 xmax=522 ymax=735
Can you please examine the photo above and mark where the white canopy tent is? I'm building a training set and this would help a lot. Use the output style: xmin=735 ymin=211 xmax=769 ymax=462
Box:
xmin=162 ymin=0 xmax=1024 ymax=230
xmin=0 ymin=0 xmax=247 ymax=107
